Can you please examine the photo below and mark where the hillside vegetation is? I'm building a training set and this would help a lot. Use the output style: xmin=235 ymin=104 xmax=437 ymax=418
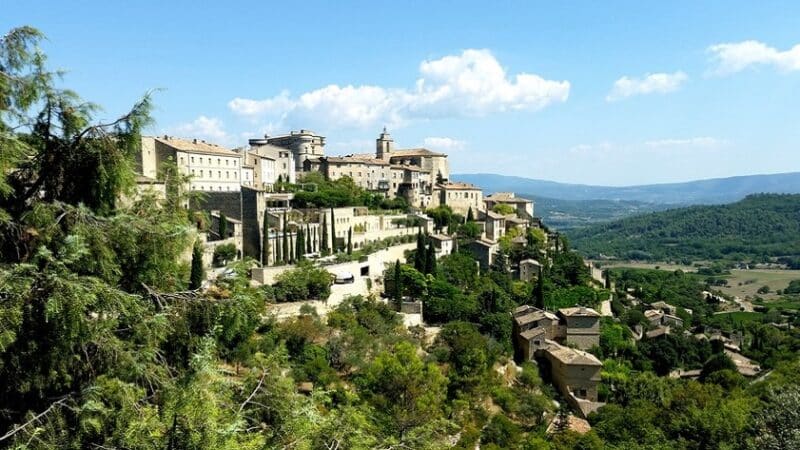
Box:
xmin=527 ymin=195 xmax=668 ymax=230
xmin=568 ymin=194 xmax=800 ymax=264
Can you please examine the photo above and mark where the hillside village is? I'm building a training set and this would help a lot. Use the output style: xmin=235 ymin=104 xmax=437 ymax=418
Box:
xmin=4 ymin=24 xmax=800 ymax=449
xmin=131 ymin=127 xmax=771 ymax=431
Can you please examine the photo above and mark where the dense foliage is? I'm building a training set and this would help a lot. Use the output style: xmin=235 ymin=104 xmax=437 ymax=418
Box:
xmin=569 ymin=194 xmax=800 ymax=263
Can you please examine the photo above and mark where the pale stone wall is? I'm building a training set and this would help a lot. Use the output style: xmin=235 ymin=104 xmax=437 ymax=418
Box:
xmin=545 ymin=352 xmax=601 ymax=402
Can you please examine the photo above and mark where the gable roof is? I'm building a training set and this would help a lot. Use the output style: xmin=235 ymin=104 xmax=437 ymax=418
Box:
xmin=545 ymin=342 xmax=602 ymax=366
xmin=390 ymin=148 xmax=446 ymax=158
xmin=559 ymin=307 xmax=601 ymax=318
xmin=153 ymin=136 xmax=240 ymax=157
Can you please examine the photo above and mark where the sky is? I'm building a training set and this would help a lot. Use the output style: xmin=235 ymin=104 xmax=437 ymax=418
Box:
xmin=4 ymin=1 xmax=800 ymax=185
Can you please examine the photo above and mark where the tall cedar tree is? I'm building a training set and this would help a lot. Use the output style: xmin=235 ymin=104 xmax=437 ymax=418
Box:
xmin=347 ymin=227 xmax=353 ymax=255
xmin=262 ymin=209 xmax=270 ymax=265
xmin=330 ymin=207 xmax=337 ymax=252
xmin=282 ymin=211 xmax=289 ymax=264
xmin=321 ymin=213 xmax=328 ymax=254
xmin=218 ymin=212 xmax=228 ymax=238
xmin=415 ymin=231 xmax=426 ymax=272
xmin=189 ymin=241 xmax=204 ymax=289
xmin=425 ymin=241 xmax=436 ymax=274
xmin=393 ymin=259 xmax=403 ymax=309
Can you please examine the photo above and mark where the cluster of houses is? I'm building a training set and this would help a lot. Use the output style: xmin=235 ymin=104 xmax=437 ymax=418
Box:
xmin=512 ymin=305 xmax=605 ymax=418
xmin=133 ymin=128 xmax=540 ymax=272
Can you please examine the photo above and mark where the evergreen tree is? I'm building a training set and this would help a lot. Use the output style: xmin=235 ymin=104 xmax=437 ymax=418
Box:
xmin=282 ymin=212 xmax=289 ymax=264
xmin=466 ymin=206 xmax=474 ymax=222
xmin=218 ymin=212 xmax=228 ymax=239
xmin=189 ymin=241 xmax=204 ymax=289
xmin=321 ymin=213 xmax=329 ymax=255
xmin=415 ymin=231 xmax=426 ymax=272
xmin=330 ymin=207 xmax=337 ymax=252
xmin=306 ymin=224 xmax=312 ymax=254
xmin=347 ymin=227 xmax=353 ymax=255
xmin=290 ymin=233 xmax=296 ymax=263
xmin=262 ymin=209 xmax=270 ymax=266
xmin=393 ymin=260 xmax=403 ymax=310
xmin=491 ymin=250 xmax=509 ymax=274
xmin=296 ymin=228 xmax=305 ymax=260
xmin=425 ymin=241 xmax=437 ymax=274
xmin=534 ymin=275 xmax=545 ymax=309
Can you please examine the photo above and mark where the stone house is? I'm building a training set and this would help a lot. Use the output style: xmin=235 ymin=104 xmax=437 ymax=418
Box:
xmin=519 ymin=259 xmax=542 ymax=282
xmin=484 ymin=192 xmax=534 ymax=219
xmin=429 ymin=234 xmax=454 ymax=258
xmin=557 ymin=307 xmax=602 ymax=350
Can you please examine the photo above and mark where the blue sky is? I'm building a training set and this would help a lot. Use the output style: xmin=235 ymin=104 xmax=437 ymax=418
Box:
xmin=4 ymin=1 xmax=800 ymax=185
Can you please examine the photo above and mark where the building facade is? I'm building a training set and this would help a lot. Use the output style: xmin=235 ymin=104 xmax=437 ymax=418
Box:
xmin=139 ymin=136 xmax=243 ymax=192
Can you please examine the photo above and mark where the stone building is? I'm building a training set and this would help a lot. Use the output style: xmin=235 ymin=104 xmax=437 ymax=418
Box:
xmin=513 ymin=304 xmax=604 ymax=417
xmin=433 ymin=181 xmax=483 ymax=216
xmin=519 ymin=259 xmax=542 ymax=282
xmin=301 ymin=128 xmax=482 ymax=211
xmin=139 ymin=136 xmax=243 ymax=192
xmin=313 ymin=156 xmax=391 ymax=192
xmin=543 ymin=342 xmax=603 ymax=408
xmin=242 ymin=142 xmax=296 ymax=188
xmin=484 ymin=192 xmax=534 ymax=219
xmin=558 ymin=307 xmax=602 ymax=350
xmin=254 ymin=130 xmax=325 ymax=172
xmin=429 ymin=234 xmax=454 ymax=257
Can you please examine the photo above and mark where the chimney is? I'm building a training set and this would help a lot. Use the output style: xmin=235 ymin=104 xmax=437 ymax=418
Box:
xmin=193 ymin=138 xmax=198 ymax=144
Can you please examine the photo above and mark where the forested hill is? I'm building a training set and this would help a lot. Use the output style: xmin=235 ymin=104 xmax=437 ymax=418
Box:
xmin=568 ymin=194 xmax=800 ymax=263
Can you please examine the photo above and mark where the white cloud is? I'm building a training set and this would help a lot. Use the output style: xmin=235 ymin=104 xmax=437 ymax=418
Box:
xmin=708 ymin=40 xmax=800 ymax=75
xmin=228 ymin=49 xmax=570 ymax=129
xmin=644 ymin=137 xmax=725 ymax=148
xmin=169 ymin=115 xmax=229 ymax=143
xmin=606 ymin=71 xmax=688 ymax=101
xmin=422 ymin=136 xmax=465 ymax=152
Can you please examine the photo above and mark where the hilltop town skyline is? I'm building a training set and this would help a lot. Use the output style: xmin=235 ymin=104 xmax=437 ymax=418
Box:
xmin=5 ymin=0 xmax=800 ymax=185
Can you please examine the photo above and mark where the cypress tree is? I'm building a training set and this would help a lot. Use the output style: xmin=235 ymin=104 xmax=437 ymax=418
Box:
xmin=289 ymin=233 xmax=295 ymax=263
xmin=306 ymin=224 xmax=312 ymax=254
xmin=189 ymin=241 xmax=204 ymax=289
xmin=425 ymin=241 xmax=436 ymax=274
xmin=330 ymin=207 xmax=337 ymax=253
xmin=262 ymin=210 xmax=270 ymax=266
xmin=466 ymin=206 xmax=474 ymax=222
xmin=393 ymin=259 xmax=403 ymax=310
xmin=414 ymin=231 xmax=426 ymax=272
xmin=534 ymin=275 xmax=545 ymax=309
xmin=218 ymin=212 xmax=228 ymax=239
xmin=282 ymin=211 xmax=289 ymax=264
xmin=347 ymin=227 xmax=353 ymax=255
xmin=321 ymin=213 xmax=329 ymax=255
xmin=296 ymin=228 xmax=305 ymax=260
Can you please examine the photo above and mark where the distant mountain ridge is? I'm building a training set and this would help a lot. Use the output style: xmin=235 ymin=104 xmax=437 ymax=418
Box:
xmin=454 ymin=172 xmax=800 ymax=204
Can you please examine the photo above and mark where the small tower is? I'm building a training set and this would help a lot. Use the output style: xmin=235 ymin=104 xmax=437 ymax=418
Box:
xmin=376 ymin=126 xmax=394 ymax=160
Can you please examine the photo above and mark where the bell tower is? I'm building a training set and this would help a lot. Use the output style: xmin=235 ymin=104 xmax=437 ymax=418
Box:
xmin=376 ymin=127 xmax=394 ymax=160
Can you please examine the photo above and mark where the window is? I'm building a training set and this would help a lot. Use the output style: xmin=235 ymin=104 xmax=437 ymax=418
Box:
xmin=200 ymin=170 xmax=204 ymax=177
xmin=226 ymin=171 xmax=229 ymax=179
xmin=218 ymin=171 xmax=221 ymax=179
xmin=179 ymin=157 xmax=184 ymax=164
xmin=200 ymin=157 xmax=203 ymax=164
xmin=191 ymin=156 xmax=195 ymax=163
xmin=217 ymin=158 xmax=221 ymax=165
